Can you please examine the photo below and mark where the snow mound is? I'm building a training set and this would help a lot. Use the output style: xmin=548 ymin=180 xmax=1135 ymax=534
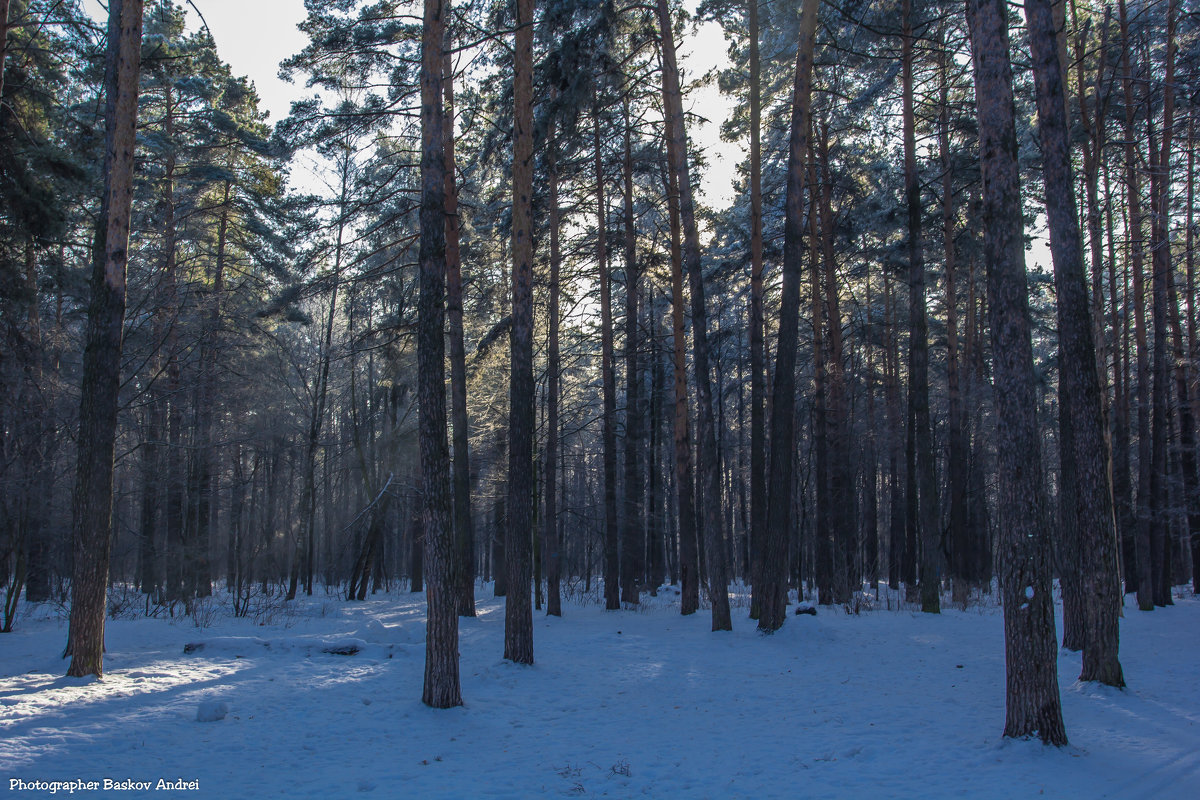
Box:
xmin=362 ymin=618 xmax=422 ymax=645
xmin=196 ymin=700 xmax=228 ymax=722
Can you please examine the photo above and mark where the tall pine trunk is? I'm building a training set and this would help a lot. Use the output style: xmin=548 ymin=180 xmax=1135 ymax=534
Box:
xmin=665 ymin=158 xmax=700 ymax=616
xmin=1024 ymin=0 xmax=1124 ymax=686
xmin=657 ymin=0 xmax=730 ymax=629
xmin=443 ymin=13 xmax=476 ymax=618
xmin=1146 ymin=0 xmax=1175 ymax=608
xmin=418 ymin=0 xmax=462 ymax=707
xmin=1118 ymin=0 xmax=1152 ymax=608
xmin=595 ymin=102 xmax=620 ymax=611
xmin=966 ymin=0 xmax=1066 ymax=745
xmin=621 ymin=94 xmax=642 ymax=606
xmin=544 ymin=107 xmax=562 ymax=617
xmin=758 ymin=0 xmax=818 ymax=631
xmin=747 ymin=0 xmax=766 ymax=620
xmin=902 ymin=0 xmax=940 ymax=613
xmin=504 ymin=0 xmax=535 ymax=664
xmin=939 ymin=38 xmax=969 ymax=606
xmin=67 ymin=0 xmax=144 ymax=678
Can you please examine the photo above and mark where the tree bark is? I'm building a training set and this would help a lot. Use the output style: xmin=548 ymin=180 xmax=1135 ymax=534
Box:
xmin=418 ymin=0 xmax=462 ymax=707
xmin=504 ymin=0 xmax=535 ymax=664
xmin=67 ymin=0 xmax=144 ymax=679
xmin=965 ymin=0 xmax=1066 ymax=744
xmin=1024 ymin=0 xmax=1124 ymax=686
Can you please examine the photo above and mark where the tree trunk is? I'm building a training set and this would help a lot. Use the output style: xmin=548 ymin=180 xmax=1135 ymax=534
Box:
xmin=818 ymin=115 xmax=855 ymax=604
xmin=190 ymin=184 xmax=231 ymax=599
xmin=544 ymin=106 xmax=562 ymax=618
xmin=621 ymin=93 xmax=642 ymax=606
xmin=657 ymin=0 xmax=731 ymax=632
xmin=864 ymin=261 xmax=879 ymax=591
xmin=810 ymin=146 xmax=831 ymax=606
xmin=595 ymin=101 xmax=621 ymax=612
xmin=965 ymin=0 xmax=1066 ymax=745
xmin=1104 ymin=157 xmax=1134 ymax=596
xmin=67 ymin=0 xmax=144 ymax=679
xmin=1117 ymin=0 xmax=1152 ymax=608
xmin=418 ymin=0 xmax=462 ymax=707
xmin=902 ymin=0 xmax=940 ymax=614
xmin=504 ymin=0 xmax=535 ymax=664
xmin=1186 ymin=112 xmax=1199 ymax=596
xmin=443 ymin=13 xmax=476 ymax=618
xmin=664 ymin=157 xmax=700 ymax=616
xmin=1024 ymin=0 xmax=1124 ymax=686
xmin=940 ymin=38 xmax=969 ymax=606
xmin=1146 ymin=0 xmax=1175 ymax=609
xmin=757 ymin=0 xmax=818 ymax=631
xmin=747 ymin=0 xmax=766 ymax=620
xmin=885 ymin=269 xmax=905 ymax=590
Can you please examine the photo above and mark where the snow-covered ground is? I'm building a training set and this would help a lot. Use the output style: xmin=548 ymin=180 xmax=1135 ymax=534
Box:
xmin=2 ymin=584 xmax=1197 ymax=798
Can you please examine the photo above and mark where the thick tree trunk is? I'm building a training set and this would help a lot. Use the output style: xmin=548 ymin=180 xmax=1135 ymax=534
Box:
xmin=757 ymin=0 xmax=818 ymax=631
xmin=504 ymin=0 xmax=535 ymax=664
xmin=418 ymin=0 xmax=462 ymax=707
xmin=1024 ymin=0 xmax=1124 ymax=686
xmin=67 ymin=0 xmax=143 ymax=678
xmin=966 ymin=0 xmax=1066 ymax=745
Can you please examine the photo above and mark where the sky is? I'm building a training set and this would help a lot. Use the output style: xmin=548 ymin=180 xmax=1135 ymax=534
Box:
xmin=84 ymin=0 xmax=740 ymax=208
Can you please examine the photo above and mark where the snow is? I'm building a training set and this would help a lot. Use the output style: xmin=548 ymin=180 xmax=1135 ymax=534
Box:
xmin=2 ymin=586 xmax=1198 ymax=798
xmin=195 ymin=701 xmax=228 ymax=723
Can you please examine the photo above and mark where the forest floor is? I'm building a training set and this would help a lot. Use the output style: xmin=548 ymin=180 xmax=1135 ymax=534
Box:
xmin=1 ymin=583 xmax=1197 ymax=798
